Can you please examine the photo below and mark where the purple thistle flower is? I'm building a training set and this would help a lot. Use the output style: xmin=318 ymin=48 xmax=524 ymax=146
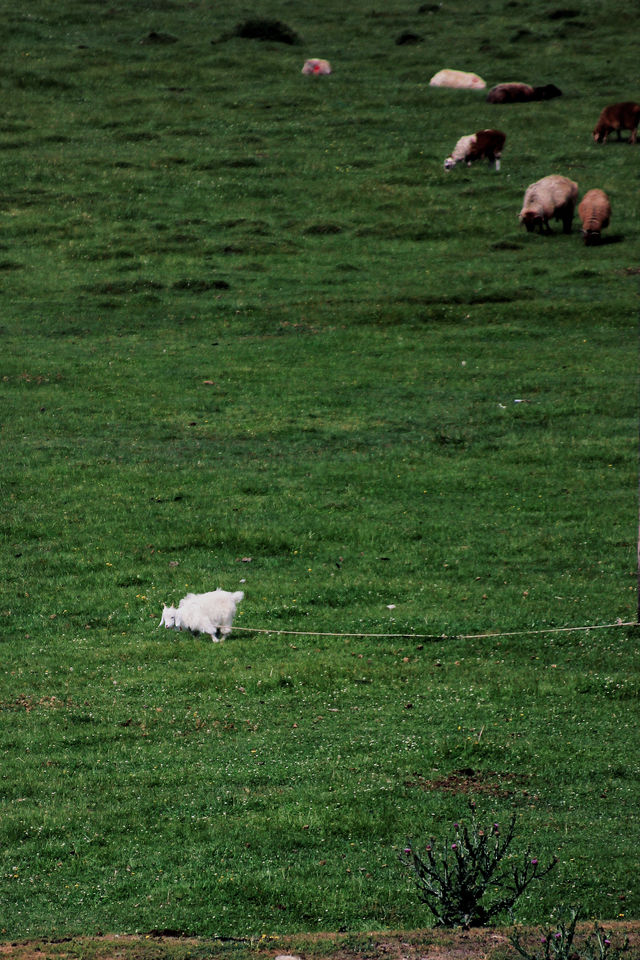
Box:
xmin=451 ymin=843 xmax=457 ymax=850
xmin=404 ymin=847 xmax=412 ymax=854
xmin=604 ymin=941 xmax=611 ymax=947
xmin=555 ymin=933 xmax=562 ymax=940
xmin=531 ymin=858 xmax=539 ymax=865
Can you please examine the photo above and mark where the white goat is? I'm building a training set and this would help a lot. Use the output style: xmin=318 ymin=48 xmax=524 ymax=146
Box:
xmin=159 ymin=589 xmax=245 ymax=642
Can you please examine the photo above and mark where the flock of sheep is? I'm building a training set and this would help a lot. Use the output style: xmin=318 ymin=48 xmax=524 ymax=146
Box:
xmin=158 ymin=64 xmax=634 ymax=641
xmin=300 ymin=62 xmax=633 ymax=244
xmin=433 ymin=68 xmax=637 ymax=244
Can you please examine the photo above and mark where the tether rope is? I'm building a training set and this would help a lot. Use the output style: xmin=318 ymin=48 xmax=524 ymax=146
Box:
xmin=232 ymin=619 xmax=637 ymax=641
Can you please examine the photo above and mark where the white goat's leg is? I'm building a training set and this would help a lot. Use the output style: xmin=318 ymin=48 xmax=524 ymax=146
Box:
xmin=202 ymin=619 xmax=221 ymax=642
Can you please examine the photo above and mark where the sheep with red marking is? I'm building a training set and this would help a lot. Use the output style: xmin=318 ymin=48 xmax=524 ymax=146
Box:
xmin=593 ymin=102 xmax=640 ymax=143
xmin=444 ymin=129 xmax=506 ymax=171
xmin=578 ymin=189 xmax=611 ymax=245
xmin=302 ymin=58 xmax=332 ymax=76
xmin=519 ymin=174 xmax=578 ymax=234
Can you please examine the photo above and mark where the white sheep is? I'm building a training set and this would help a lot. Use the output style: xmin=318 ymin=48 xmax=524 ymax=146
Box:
xmin=519 ymin=174 xmax=578 ymax=234
xmin=159 ymin=589 xmax=244 ymax=642
xmin=429 ymin=68 xmax=486 ymax=91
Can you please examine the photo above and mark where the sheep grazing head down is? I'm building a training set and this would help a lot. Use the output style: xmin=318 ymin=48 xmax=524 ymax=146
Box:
xmin=444 ymin=129 xmax=506 ymax=171
xmin=593 ymin=101 xmax=640 ymax=144
xmin=578 ymin=188 xmax=611 ymax=246
xmin=519 ymin=174 xmax=578 ymax=234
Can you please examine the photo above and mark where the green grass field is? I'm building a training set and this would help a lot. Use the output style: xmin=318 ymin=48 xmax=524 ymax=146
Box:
xmin=1 ymin=0 xmax=639 ymax=943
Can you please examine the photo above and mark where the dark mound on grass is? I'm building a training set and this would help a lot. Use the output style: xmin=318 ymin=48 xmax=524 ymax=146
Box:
xmin=396 ymin=31 xmax=424 ymax=44
xmin=548 ymin=6 xmax=580 ymax=17
xmin=227 ymin=18 xmax=301 ymax=45
xmin=139 ymin=31 xmax=178 ymax=44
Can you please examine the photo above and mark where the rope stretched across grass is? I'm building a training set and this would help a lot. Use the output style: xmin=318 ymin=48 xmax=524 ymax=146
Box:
xmin=158 ymin=590 xmax=636 ymax=641
xmin=232 ymin=619 xmax=636 ymax=641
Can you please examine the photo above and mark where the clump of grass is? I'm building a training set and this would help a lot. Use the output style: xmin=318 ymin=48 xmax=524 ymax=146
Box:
xmin=401 ymin=805 xmax=557 ymax=927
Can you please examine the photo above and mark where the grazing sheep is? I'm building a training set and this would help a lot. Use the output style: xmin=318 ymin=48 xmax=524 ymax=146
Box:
xmin=159 ymin=589 xmax=245 ymax=642
xmin=487 ymin=82 xmax=562 ymax=103
xmin=429 ymin=68 xmax=486 ymax=90
xmin=578 ymin=189 xmax=611 ymax=245
xmin=444 ymin=129 xmax=506 ymax=171
xmin=593 ymin=102 xmax=640 ymax=144
xmin=519 ymin=174 xmax=578 ymax=234
xmin=302 ymin=58 xmax=332 ymax=76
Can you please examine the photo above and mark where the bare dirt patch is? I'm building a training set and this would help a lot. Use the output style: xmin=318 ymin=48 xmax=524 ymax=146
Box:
xmin=0 ymin=924 xmax=637 ymax=960
xmin=405 ymin=767 xmax=535 ymax=800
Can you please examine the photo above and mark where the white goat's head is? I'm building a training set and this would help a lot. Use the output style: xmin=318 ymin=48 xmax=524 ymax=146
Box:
xmin=159 ymin=605 xmax=178 ymax=629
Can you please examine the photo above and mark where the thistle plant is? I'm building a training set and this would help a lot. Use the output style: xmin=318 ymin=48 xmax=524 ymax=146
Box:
xmin=511 ymin=907 xmax=629 ymax=960
xmin=400 ymin=805 xmax=558 ymax=928
xmin=511 ymin=906 xmax=581 ymax=960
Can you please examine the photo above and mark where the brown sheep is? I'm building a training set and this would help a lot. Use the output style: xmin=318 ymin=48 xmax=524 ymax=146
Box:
xmin=487 ymin=82 xmax=534 ymax=103
xmin=487 ymin=82 xmax=562 ymax=103
xmin=519 ymin=174 xmax=578 ymax=234
xmin=578 ymin=189 xmax=611 ymax=245
xmin=444 ymin=129 xmax=506 ymax=171
xmin=593 ymin=102 xmax=640 ymax=144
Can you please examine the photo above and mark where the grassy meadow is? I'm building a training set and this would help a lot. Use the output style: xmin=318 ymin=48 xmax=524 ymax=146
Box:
xmin=1 ymin=0 xmax=639 ymax=943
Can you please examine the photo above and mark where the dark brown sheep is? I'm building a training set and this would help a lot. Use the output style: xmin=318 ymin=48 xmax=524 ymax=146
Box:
xmin=593 ymin=102 xmax=640 ymax=143
xmin=487 ymin=82 xmax=534 ymax=103
xmin=487 ymin=82 xmax=562 ymax=103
